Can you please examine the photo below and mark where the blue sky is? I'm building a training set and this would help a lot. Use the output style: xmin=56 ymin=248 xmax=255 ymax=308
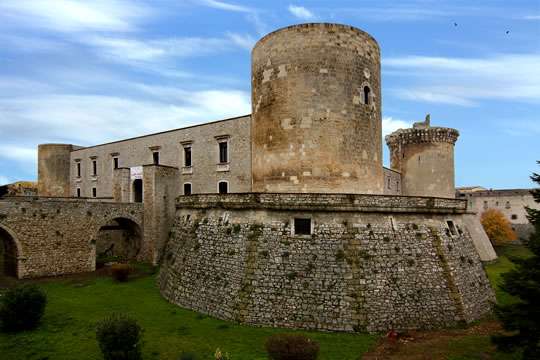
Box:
xmin=0 ymin=0 xmax=539 ymax=188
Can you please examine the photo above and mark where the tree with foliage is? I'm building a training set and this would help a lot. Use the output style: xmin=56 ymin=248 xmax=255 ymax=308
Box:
xmin=481 ymin=208 xmax=517 ymax=245
xmin=492 ymin=161 xmax=540 ymax=359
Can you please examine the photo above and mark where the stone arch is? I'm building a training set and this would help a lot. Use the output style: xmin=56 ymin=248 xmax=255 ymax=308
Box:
xmin=0 ymin=224 xmax=22 ymax=278
xmin=93 ymin=215 xmax=143 ymax=268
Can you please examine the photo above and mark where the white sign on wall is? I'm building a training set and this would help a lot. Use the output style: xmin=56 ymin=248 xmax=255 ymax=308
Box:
xmin=130 ymin=166 xmax=143 ymax=180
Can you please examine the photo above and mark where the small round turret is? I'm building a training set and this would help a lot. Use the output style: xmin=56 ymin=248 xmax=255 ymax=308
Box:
xmin=385 ymin=117 xmax=459 ymax=198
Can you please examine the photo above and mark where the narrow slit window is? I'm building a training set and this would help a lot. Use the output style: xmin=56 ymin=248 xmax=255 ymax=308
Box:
xmin=184 ymin=183 xmax=192 ymax=196
xmin=447 ymin=220 xmax=457 ymax=236
xmin=363 ymin=86 xmax=371 ymax=105
xmin=113 ymin=157 xmax=119 ymax=169
xmin=153 ymin=152 xmax=160 ymax=165
xmin=76 ymin=188 xmax=81 ymax=197
xmin=294 ymin=218 xmax=312 ymax=236
xmin=92 ymin=187 xmax=97 ymax=198
xmin=92 ymin=160 xmax=97 ymax=176
xmin=76 ymin=162 xmax=81 ymax=177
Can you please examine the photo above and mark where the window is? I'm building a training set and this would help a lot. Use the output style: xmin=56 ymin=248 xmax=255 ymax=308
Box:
xmin=76 ymin=188 xmax=81 ymax=197
xmin=184 ymin=183 xmax=192 ymax=196
xmin=483 ymin=200 xmax=488 ymax=210
xmin=76 ymin=162 xmax=81 ymax=177
xmin=92 ymin=160 xmax=97 ymax=176
xmin=218 ymin=181 xmax=228 ymax=194
xmin=363 ymin=86 xmax=371 ymax=105
xmin=133 ymin=179 xmax=143 ymax=203
xmin=153 ymin=152 xmax=160 ymax=165
xmin=495 ymin=201 xmax=499 ymax=207
xmin=505 ymin=201 xmax=511 ymax=209
xmin=113 ymin=157 xmax=119 ymax=169
xmin=511 ymin=214 xmax=518 ymax=220
xmin=294 ymin=218 xmax=312 ymax=236
xmin=219 ymin=141 xmax=228 ymax=163
xmin=92 ymin=187 xmax=97 ymax=198
xmin=184 ymin=146 xmax=192 ymax=167
xmin=447 ymin=220 xmax=457 ymax=236
xmin=387 ymin=177 xmax=391 ymax=189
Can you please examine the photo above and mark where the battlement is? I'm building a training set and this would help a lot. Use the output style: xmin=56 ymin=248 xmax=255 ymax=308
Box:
xmin=385 ymin=126 xmax=459 ymax=147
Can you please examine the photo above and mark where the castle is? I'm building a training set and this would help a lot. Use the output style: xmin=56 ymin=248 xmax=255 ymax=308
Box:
xmin=1 ymin=23 xmax=497 ymax=332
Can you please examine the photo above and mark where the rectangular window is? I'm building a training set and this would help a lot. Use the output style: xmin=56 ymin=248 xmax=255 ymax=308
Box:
xmin=92 ymin=160 xmax=97 ymax=176
xmin=218 ymin=181 xmax=228 ymax=194
xmin=92 ymin=187 xmax=97 ymax=198
xmin=184 ymin=146 xmax=192 ymax=167
xmin=76 ymin=188 xmax=81 ymax=197
xmin=153 ymin=152 xmax=159 ymax=165
xmin=76 ymin=162 xmax=81 ymax=177
xmin=511 ymin=214 xmax=518 ymax=220
xmin=113 ymin=157 xmax=119 ymax=169
xmin=219 ymin=142 xmax=228 ymax=163
xmin=294 ymin=218 xmax=312 ymax=236
xmin=184 ymin=183 xmax=192 ymax=196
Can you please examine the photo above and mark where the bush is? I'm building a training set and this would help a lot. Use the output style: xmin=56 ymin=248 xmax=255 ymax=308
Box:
xmin=110 ymin=263 xmax=132 ymax=282
xmin=266 ymin=333 xmax=320 ymax=360
xmin=0 ymin=284 xmax=47 ymax=332
xmin=96 ymin=313 xmax=142 ymax=360
xmin=178 ymin=352 xmax=197 ymax=360
xmin=481 ymin=209 xmax=517 ymax=245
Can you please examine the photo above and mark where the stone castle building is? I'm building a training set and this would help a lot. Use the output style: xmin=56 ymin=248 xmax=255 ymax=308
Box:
xmin=1 ymin=23 xmax=498 ymax=332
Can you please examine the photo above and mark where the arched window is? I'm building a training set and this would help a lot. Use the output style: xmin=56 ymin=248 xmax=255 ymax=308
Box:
xmin=363 ymin=86 xmax=371 ymax=105
xmin=218 ymin=181 xmax=228 ymax=194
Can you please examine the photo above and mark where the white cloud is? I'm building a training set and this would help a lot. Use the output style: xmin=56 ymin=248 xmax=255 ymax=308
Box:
xmin=197 ymin=0 xmax=252 ymax=13
xmin=0 ymin=175 xmax=13 ymax=186
xmin=0 ymin=0 xmax=151 ymax=33
xmin=288 ymin=5 xmax=316 ymax=20
xmin=382 ymin=117 xmax=412 ymax=136
xmin=227 ymin=32 xmax=256 ymax=50
xmin=0 ymin=145 xmax=37 ymax=163
xmin=384 ymin=54 xmax=540 ymax=106
xmin=523 ymin=15 xmax=540 ymax=20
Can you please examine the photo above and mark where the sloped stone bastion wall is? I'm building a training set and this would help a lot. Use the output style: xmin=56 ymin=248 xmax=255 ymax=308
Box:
xmin=159 ymin=193 xmax=494 ymax=332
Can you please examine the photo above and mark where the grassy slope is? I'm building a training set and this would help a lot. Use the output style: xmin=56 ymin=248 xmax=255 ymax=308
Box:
xmin=0 ymin=270 xmax=376 ymax=360
xmin=0 ymin=245 xmax=532 ymax=360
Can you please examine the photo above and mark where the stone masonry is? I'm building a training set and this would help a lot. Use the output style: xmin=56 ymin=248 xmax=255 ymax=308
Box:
xmin=159 ymin=193 xmax=494 ymax=332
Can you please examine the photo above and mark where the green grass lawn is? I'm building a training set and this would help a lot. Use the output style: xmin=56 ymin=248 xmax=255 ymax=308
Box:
xmin=0 ymin=244 xmax=532 ymax=360
xmin=0 ymin=267 xmax=377 ymax=360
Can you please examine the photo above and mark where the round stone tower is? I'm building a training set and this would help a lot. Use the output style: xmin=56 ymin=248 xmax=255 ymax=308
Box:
xmin=385 ymin=116 xmax=459 ymax=198
xmin=251 ymin=23 xmax=383 ymax=194
xmin=37 ymin=144 xmax=76 ymax=197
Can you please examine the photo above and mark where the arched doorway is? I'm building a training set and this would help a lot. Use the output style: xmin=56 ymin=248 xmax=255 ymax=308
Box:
xmin=95 ymin=218 xmax=142 ymax=267
xmin=133 ymin=179 xmax=143 ymax=203
xmin=0 ymin=227 xmax=18 ymax=277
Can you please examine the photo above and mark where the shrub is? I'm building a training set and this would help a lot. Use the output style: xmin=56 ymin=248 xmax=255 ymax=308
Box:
xmin=214 ymin=348 xmax=230 ymax=360
xmin=481 ymin=208 xmax=517 ymax=245
xmin=110 ymin=263 xmax=132 ymax=282
xmin=266 ymin=333 xmax=320 ymax=360
xmin=0 ymin=284 xmax=47 ymax=332
xmin=96 ymin=313 xmax=142 ymax=360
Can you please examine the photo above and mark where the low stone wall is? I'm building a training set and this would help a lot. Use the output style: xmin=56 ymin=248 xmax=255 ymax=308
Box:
xmin=0 ymin=197 xmax=143 ymax=278
xmin=159 ymin=194 xmax=494 ymax=332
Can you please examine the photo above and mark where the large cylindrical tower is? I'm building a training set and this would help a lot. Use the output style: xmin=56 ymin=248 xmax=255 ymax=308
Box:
xmin=385 ymin=119 xmax=459 ymax=198
xmin=37 ymin=144 xmax=76 ymax=197
xmin=251 ymin=23 xmax=383 ymax=194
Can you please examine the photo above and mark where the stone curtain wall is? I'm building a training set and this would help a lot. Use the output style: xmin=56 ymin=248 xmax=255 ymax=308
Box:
xmin=0 ymin=197 xmax=143 ymax=278
xmin=160 ymin=194 xmax=494 ymax=332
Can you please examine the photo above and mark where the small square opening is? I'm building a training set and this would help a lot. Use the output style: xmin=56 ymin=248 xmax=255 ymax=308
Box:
xmin=447 ymin=220 xmax=457 ymax=236
xmin=294 ymin=218 xmax=312 ymax=236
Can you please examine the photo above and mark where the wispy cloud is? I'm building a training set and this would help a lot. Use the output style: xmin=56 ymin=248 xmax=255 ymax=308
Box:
xmin=288 ymin=5 xmax=316 ymax=20
xmin=226 ymin=32 xmax=256 ymax=50
xmin=384 ymin=54 xmax=540 ymax=106
xmin=197 ymin=0 xmax=252 ymax=13
xmin=382 ymin=117 xmax=412 ymax=136
xmin=523 ymin=15 xmax=540 ymax=20
xmin=0 ymin=0 xmax=152 ymax=33
xmin=0 ymin=145 xmax=37 ymax=164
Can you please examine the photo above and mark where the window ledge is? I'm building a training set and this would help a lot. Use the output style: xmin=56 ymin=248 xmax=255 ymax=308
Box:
xmin=182 ymin=166 xmax=193 ymax=175
xmin=216 ymin=163 xmax=230 ymax=172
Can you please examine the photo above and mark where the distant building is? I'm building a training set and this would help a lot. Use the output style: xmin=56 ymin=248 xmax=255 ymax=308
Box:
xmin=457 ymin=187 xmax=538 ymax=241
xmin=0 ymin=181 xmax=37 ymax=197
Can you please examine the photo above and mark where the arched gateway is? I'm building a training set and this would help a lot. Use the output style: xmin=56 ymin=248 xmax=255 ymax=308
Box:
xmin=0 ymin=226 xmax=19 ymax=277
xmin=95 ymin=217 xmax=142 ymax=266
